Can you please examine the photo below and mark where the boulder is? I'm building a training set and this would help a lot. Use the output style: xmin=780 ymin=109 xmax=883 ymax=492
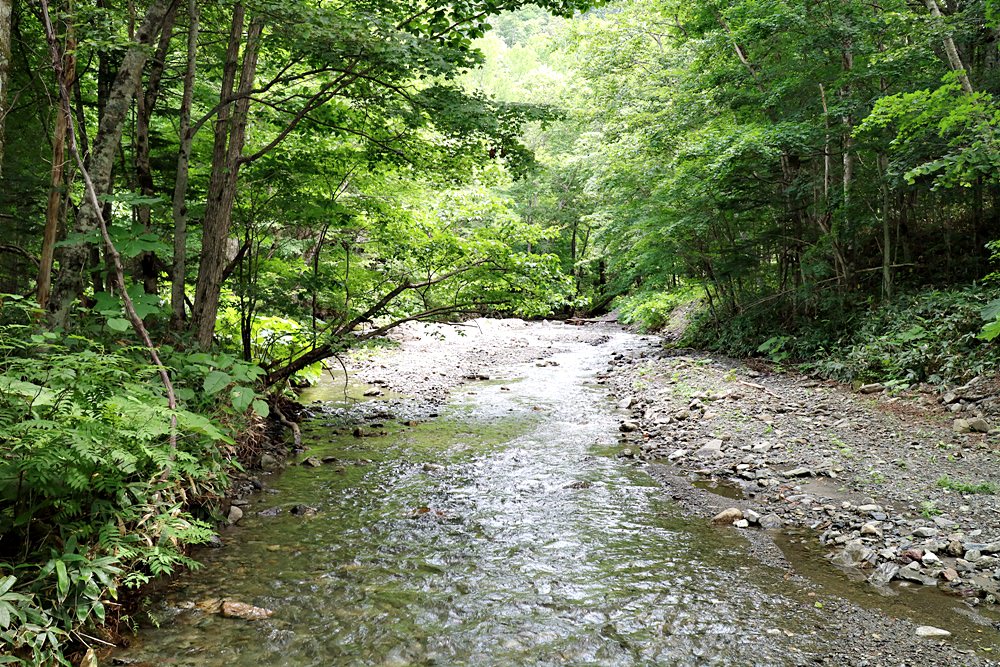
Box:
xmin=221 ymin=600 xmax=274 ymax=621
xmin=712 ymin=508 xmax=744 ymax=525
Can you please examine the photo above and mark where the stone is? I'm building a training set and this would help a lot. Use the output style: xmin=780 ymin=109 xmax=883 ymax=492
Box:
xmin=832 ymin=541 xmax=876 ymax=568
xmin=953 ymin=419 xmax=973 ymax=434
xmin=867 ymin=562 xmax=899 ymax=587
xmin=712 ymin=508 xmax=744 ymax=525
xmin=694 ymin=439 xmax=724 ymax=458
xmin=259 ymin=453 xmax=279 ymax=469
xmin=734 ymin=519 xmax=750 ymax=528
xmin=914 ymin=626 xmax=951 ymax=639
xmin=759 ymin=513 xmax=783 ymax=529
xmin=363 ymin=388 xmax=382 ymax=397
xmin=940 ymin=567 xmax=960 ymax=582
xmin=667 ymin=449 xmax=688 ymax=461
xmin=744 ymin=509 xmax=762 ymax=524
xmin=220 ymin=600 xmax=274 ymax=621
xmin=860 ymin=522 xmax=882 ymax=538
xmin=858 ymin=383 xmax=884 ymax=394
xmin=783 ymin=467 xmax=813 ymax=478
xmin=967 ymin=417 xmax=991 ymax=433
xmin=942 ymin=391 xmax=960 ymax=405
xmin=227 ymin=505 xmax=243 ymax=525
xmin=301 ymin=457 xmax=323 ymax=468
xmin=912 ymin=526 xmax=938 ymax=538
xmin=618 ymin=396 xmax=636 ymax=409
xmin=620 ymin=421 xmax=640 ymax=433
xmin=921 ymin=551 xmax=941 ymax=565
xmin=945 ymin=540 xmax=965 ymax=557
xmin=857 ymin=504 xmax=883 ymax=514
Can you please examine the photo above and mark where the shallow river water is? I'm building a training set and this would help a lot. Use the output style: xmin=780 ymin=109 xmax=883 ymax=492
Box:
xmin=115 ymin=329 xmax=996 ymax=666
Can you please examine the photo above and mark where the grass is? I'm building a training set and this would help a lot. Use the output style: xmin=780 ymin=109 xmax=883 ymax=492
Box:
xmin=936 ymin=475 xmax=998 ymax=495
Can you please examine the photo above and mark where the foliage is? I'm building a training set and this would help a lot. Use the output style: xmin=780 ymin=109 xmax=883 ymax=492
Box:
xmin=680 ymin=285 xmax=1000 ymax=386
xmin=615 ymin=286 xmax=700 ymax=332
xmin=0 ymin=297 xmax=230 ymax=665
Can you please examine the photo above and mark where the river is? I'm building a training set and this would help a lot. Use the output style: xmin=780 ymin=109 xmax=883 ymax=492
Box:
xmin=113 ymin=326 xmax=994 ymax=666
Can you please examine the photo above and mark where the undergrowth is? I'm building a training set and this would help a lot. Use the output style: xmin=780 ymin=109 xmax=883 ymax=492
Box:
xmin=0 ymin=296 xmax=267 ymax=665
xmin=673 ymin=285 xmax=1000 ymax=386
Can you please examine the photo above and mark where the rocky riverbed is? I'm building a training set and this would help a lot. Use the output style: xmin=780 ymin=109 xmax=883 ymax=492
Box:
xmin=124 ymin=318 xmax=1000 ymax=667
xmin=340 ymin=319 xmax=1000 ymax=664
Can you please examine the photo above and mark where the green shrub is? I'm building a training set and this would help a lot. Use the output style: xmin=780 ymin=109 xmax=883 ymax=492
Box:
xmin=615 ymin=286 xmax=700 ymax=332
xmin=0 ymin=297 xmax=232 ymax=665
xmin=681 ymin=285 xmax=1000 ymax=386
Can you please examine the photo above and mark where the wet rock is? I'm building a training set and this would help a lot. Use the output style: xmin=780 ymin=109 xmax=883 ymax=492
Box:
xmin=220 ymin=600 xmax=274 ymax=621
xmin=711 ymin=508 xmax=744 ymax=525
xmin=867 ymin=562 xmax=899 ymax=587
xmin=914 ymin=625 xmax=951 ymax=638
xmin=301 ymin=457 xmax=323 ymax=468
xmin=290 ymin=504 xmax=318 ymax=516
xmin=227 ymin=505 xmax=244 ymax=525
xmin=831 ymin=541 xmax=875 ymax=568
xmin=259 ymin=453 xmax=279 ymax=470
xmin=363 ymin=388 xmax=383 ymax=397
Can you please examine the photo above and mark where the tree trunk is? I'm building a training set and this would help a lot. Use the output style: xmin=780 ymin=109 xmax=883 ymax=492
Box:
xmin=924 ymin=0 xmax=974 ymax=94
xmin=135 ymin=3 xmax=178 ymax=295
xmin=49 ymin=0 xmax=176 ymax=326
xmin=170 ymin=0 xmax=198 ymax=328
xmin=38 ymin=26 xmax=76 ymax=310
xmin=0 ymin=0 xmax=11 ymax=177
xmin=191 ymin=7 xmax=264 ymax=348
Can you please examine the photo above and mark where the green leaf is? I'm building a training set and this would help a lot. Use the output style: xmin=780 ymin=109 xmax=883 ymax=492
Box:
xmin=0 ymin=602 xmax=10 ymax=629
xmin=55 ymin=560 xmax=68 ymax=598
xmin=980 ymin=319 xmax=1000 ymax=341
xmin=203 ymin=370 xmax=232 ymax=395
xmin=982 ymin=298 xmax=1000 ymax=322
xmin=251 ymin=399 xmax=270 ymax=418
xmin=231 ymin=386 xmax=253 ymax=413
xmin=0 ymin=576 xmax=15 ymax=596
xmin=107 ymin=318 xmax=131 ymax=332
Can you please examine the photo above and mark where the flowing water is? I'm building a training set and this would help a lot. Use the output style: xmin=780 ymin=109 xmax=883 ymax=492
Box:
xmin=115 ymin=329 xmax=997 ymax=666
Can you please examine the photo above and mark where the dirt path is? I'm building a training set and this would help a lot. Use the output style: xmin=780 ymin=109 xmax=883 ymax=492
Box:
xmin=340 ymin=318 xmax=1000 ymax=665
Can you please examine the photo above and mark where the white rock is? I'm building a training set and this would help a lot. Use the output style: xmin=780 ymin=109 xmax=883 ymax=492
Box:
xmin=914 ymin=625 xmax=951 ymax=638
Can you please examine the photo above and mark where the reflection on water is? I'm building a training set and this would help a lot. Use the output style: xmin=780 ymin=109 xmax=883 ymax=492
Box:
xmin=115 ymin=331 xmax=991 ymax=666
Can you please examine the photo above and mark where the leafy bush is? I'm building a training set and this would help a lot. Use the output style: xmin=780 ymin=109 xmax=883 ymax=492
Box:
xmin=615 ymin=286 xmax=700 ymax=332
xmin=0 ymin=296 xmax=232 ymax=665
xmin=681 ymin=285 xmax=1000 ymax=386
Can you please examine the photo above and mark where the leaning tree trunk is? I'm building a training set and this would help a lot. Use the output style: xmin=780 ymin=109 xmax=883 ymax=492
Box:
xmin=49 ymin=0 xmax=176 ymax=327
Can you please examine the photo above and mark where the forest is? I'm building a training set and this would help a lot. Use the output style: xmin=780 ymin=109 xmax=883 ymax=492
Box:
xmin=3 ymin=0 xmax=1000 ymax=663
